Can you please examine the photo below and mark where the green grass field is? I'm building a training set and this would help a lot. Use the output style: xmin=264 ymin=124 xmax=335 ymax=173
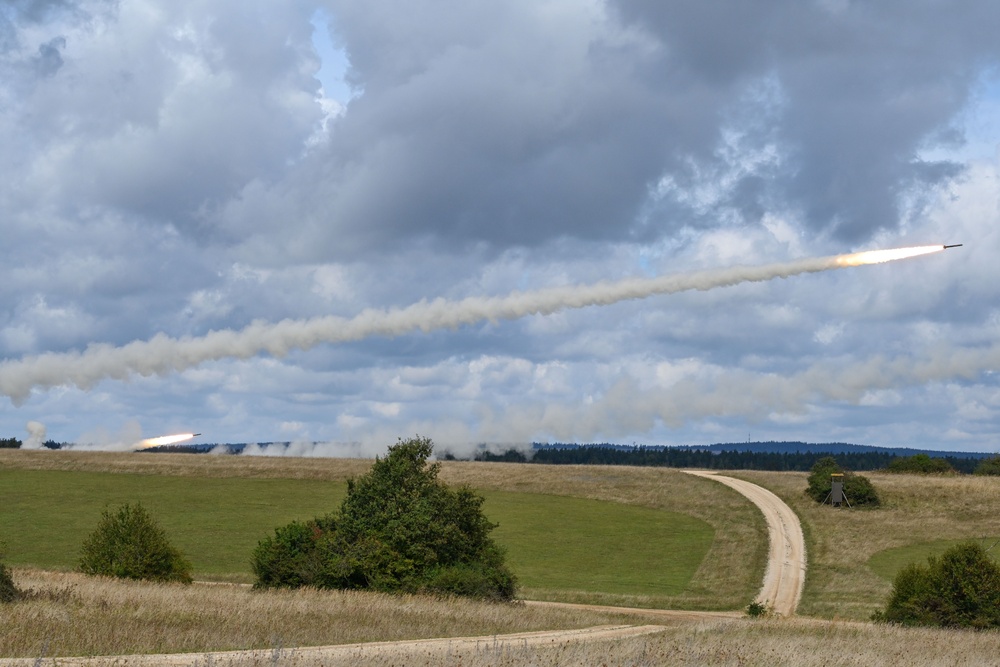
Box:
xmin=485 ymin=490 xmax=712 ymax=596
xmin=0 ymin=468 xmax=712 ymax=597
xmin=867 ymin=537 xmax=1000 ymax=580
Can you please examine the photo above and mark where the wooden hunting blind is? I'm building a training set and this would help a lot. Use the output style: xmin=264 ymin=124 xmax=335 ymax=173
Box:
xmin=830 ymin=473 xmax=844 ymax=506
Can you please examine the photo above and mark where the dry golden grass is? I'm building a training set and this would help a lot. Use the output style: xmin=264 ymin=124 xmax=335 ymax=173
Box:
xmin=0 ymin=449 xmax=372 ymax=481
xmin=322 ymin=618 xmax=1000 ymax=667
xmin=8 ymin=612 xmax=1000 ymax=666
xmin=0 ymin=569 xmax=642 ymax=660
xmin=732 ymin=470 xmax=1000 ymax=620
xmin=4 ymin=451 xmax=1000 ymax=665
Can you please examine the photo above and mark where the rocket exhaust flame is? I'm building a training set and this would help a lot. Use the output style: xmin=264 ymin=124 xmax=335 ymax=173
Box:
xmin=135 ymin=433 xmax=199 ymax=450
xmin=0 ymin=245 xmax=951 ymax=402
xmin=834 ymin=245 xmax=945 ymax=267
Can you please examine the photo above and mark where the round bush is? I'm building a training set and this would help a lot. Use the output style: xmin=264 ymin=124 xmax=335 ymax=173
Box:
xmin=875 ymin=541 xmax=1000 ymax=629
xmin=805 ymin=456 xmax=880 ymax=507
xmin=79 ymin=503 xmax=192 ymax=584
xmin=0 ymin=559 xmax=20 ymax=603
xmin=252 ymin=436 xmax=518 ymax=601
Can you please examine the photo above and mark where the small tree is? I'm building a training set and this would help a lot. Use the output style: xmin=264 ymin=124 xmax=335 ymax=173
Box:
xmin=886 ymin=454 xmax=955 ymax=475
xmin=805 ymin=456 xmax=880 ymax=507
xmin=79 ymin=503 xmax=192 ymax=584
xmin=253 ymin=436 xmax=517 ymax=601
xmin=874 ymin=541 xmax=1000 ymax=628
xmin=0 ymin=553 xmax=20 ymax=603
xmin=974 ymin=456 xmax=1000 ymax=476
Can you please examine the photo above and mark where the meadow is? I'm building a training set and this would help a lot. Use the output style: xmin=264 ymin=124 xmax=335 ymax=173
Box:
xmin=0 ymin=449 xmax=765 ymax=610
xmin=5 ymin=449 xmax=1000 ymax=664
xmin=0 ymin=468 xmax=713 ymax=597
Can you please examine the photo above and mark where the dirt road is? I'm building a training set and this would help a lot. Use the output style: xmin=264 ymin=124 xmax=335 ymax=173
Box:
xmin=0 ymin=625 xmax=673 ymax=666
xmin=683 ymin=470 xmax=806 ymax=615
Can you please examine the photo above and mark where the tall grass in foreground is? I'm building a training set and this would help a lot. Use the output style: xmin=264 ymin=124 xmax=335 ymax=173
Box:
xmin=733 ymin=470 xmax=1000 ymax=620
xmin=0 ymin=569 xmax=639 ymax=659
xmin=318 ymin=619 xmax=1000 ymax=667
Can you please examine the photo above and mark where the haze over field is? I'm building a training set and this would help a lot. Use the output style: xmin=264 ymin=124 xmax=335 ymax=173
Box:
xmin=1 ymin=1 xmax=999 ymax=453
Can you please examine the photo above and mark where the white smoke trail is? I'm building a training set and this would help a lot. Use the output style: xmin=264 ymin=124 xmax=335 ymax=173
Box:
xmin=0 ymin=246 xmax=944 ymax=403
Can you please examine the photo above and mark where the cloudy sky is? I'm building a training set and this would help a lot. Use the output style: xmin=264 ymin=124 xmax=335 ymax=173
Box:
xmin=2 ymin=0 xmax=1000 ymax=455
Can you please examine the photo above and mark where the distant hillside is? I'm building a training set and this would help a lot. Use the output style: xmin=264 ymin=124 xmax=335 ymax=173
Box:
xmin=533 ymin=441 xmax=997 ymax=459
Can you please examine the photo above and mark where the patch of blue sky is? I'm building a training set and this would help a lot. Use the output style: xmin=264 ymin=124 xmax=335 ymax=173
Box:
xmin=310 ymin=8 xmax=356 ymax=105
xmin=923 ymin=69 xmax=1000 ymax=163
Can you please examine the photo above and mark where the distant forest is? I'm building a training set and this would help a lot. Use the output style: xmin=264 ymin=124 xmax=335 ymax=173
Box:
xmin=469 ymin=441 xmax=995 ymax=475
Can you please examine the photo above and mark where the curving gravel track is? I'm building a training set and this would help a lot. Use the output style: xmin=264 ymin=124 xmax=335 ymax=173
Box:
xmin=683 ymin=470 xmax=806 ymax=615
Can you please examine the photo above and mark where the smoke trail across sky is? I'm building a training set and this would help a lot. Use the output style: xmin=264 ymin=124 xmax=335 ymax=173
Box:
xmin=0 ymin=246 xmax=946 ymax=403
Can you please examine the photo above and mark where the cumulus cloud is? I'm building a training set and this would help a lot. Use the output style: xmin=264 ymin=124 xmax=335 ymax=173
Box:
xmin=1 ymin=0 xmax=999 ymax=452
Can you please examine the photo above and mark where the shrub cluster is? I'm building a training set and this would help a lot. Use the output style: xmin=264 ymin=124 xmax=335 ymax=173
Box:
xmin=252 ymin=436 xmax=517 ymax=601
xmin=78 ymin=503 xmax=192 ymax=583
xmin=0 ymin=556 xmax=21 ymax=603
xmin=974 ymin=456 xmax=1000 ymax=476
xmin=886 ymin=453 xmax=955 ymax=475
xmin=874 ymin=542 xmax=1000 ymax=629
xmin=0 ymin=437 xmax=21 ymax=449
xmin=805 ymin=456 xmax=880 ymax=507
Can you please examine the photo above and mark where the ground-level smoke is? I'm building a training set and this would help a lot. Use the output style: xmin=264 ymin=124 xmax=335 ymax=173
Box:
xmin=0 ymin=246 xmax=945 ymax=403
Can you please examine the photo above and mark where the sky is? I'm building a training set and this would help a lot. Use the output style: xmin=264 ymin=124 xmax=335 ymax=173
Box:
xmin=1 ymin=0 xmax=1000 ymax=455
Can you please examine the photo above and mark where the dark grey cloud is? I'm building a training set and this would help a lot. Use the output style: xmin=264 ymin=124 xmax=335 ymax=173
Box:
xmin=31 ymin=35 xmax=63 ymax=75
xmin=613 ymin=0 xmax=998 ymax=240
xmin=224 ymin=0 xmax=1000 ymax=266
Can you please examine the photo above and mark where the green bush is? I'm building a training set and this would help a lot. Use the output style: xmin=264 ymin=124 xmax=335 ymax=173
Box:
xmin=0 ymin=437 xmax=21 ymax=449
xmin=805 ymin=456 xmax=880 ymax=507
xmin=974 ymin=456 xmax=1000 ymax=476
xmin=886 ymin=454 xmax=955 ymax=475
xmin=252 ymin=436 xmax=517 ymax=601
xmin=874 ymin=541 xmax=1000 ymax=628
xmin=745 ymin=601 xmax=771 ymax=618
xmin=79 ymin=503 xmax=192 ymax=583
xmin=805 ymin=456 xmax=840 ymax=501
xmin=0 ymin=555 xmax=20 ymax=603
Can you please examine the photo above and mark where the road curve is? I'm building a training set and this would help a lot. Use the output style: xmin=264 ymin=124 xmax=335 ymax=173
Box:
xmin=683 ymin=470 xmax=806 ymax=616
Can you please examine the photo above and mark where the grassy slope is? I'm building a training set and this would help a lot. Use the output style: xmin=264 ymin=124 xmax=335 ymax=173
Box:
xmin=732 ymin=470 xmax=1000 ymax=620
xmin=486 ymin=491 xmax=712 ymax=597
xmin=867 ymin=537 xmax=1000 ymax=580
xmin=0 ymin=451 xmax=740 ymax=608
xmin=0 ymin=470 xmax=347 ymax=580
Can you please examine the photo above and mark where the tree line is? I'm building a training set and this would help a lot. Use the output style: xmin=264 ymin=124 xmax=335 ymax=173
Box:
xmin=472 ymin=445 xmax=985 ymax=474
